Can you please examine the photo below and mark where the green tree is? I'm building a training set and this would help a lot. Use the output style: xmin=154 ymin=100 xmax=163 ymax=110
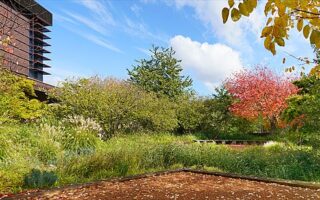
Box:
xmin=175 ymin=95 xmax=205 ymax=133
xmin=201 ymin=86 xmax=253 ymax=137
xmin=283 ymin=74 xmax=320 ymax=131
xmin=127 ymin=46 xmax=192 ymax=99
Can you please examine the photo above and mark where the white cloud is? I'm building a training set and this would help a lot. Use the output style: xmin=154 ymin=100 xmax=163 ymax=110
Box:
xmin=123 ymin=17 xmax=168 ymax=43
xmin=140 ymin=0 xmax=157 ymax=3
xmin=60 ymin=1 xmax=167 ymax=48
xmin=64 ymin=11 xmax=108 ymax=35
xmin=54 ymin=13 xmax=78 ymax=24
xmin=170 ymin=35 xmax=243 ymax=91
xmin=82 ymin=34 xmax=123 ymax=53
xmin=172 ymin=0 xmax=266 ymax=53
xmin=56 ymin=20 xmax=122 ymax=53
xmin=131 ymin=4 xmax=142 ymax=16
xmin=77 ymin=0 xmax=115 ymax=26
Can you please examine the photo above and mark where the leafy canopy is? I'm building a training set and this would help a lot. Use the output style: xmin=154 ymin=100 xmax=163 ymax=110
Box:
xmin=284 ymin=74 xmax=320 ymax=131
xmin=222 ymin=0 xmax=320 ymax=55
xmin=127 ymin=46 xmax=192 ymax=99
xmin=225 ymin=66 xmax=298 ymax=130
xmin=202 ymin=86 xmax=254 ymax=135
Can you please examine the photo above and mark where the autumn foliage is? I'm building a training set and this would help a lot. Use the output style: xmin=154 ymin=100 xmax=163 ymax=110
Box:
xmin=225 ymin=66 xmax=299 ymax=131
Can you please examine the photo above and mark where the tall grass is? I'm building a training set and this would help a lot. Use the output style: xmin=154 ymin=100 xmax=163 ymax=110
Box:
xmin=57 ymin=134 xmax=320 ymax=185
xmin=1 ymin=124 xmax=320 ymax=193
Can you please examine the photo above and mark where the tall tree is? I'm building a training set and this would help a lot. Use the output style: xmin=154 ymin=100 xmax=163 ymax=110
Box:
xmin=284 ymin=48 xmax=320 ymax=132
xmin=225 ymin=66 xmax=298 ymax=132
xmin=221 ymin=0 xmax=320 ymax=55
xmin=127 ymin=46 xmax=192 ymax=99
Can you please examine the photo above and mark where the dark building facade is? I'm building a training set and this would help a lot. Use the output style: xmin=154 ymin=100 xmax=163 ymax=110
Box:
xmin=0 ymin=0 xmax=52 ymax=89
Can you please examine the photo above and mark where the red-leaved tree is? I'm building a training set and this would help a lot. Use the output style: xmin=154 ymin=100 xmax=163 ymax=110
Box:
xmin=225 ymin=66 xmax=299 ymax=132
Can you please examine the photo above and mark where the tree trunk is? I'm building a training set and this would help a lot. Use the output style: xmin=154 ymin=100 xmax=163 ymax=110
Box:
xmin=269 ymin=116 xmax=277 ymax=133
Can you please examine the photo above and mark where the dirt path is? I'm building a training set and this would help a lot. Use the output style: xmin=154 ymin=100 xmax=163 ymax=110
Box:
xmin=7 ymin=172 xmax=320 ymax=200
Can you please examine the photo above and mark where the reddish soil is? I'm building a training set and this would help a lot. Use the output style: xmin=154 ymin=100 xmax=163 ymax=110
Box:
xmin=6 ymin=172 xmax=320 ymax=200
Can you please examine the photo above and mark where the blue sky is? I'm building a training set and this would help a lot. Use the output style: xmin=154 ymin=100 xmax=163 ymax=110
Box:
xmin=38 ymin=0 xmax=316 ymax=96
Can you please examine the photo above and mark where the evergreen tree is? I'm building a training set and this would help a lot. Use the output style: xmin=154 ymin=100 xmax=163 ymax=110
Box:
xmin=127 ymin=46 xmax=192 ymax=99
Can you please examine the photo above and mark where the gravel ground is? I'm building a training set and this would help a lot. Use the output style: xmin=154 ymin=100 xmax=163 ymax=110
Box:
xmin=6 ymin=172 xmax=320 ymax=200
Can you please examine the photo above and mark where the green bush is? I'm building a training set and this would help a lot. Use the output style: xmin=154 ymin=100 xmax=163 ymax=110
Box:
xmin=61 ymin=128 xmax=99 ymax=155
xmin=50 ymin=77 xmax=178 ymax=136
xmin=0 ymin=68 xmax=46 ymax=122
xmin=23 ymin=169 xmax=57 ymax=189
xmin=175 ymin=95 xmax=205 ymax=133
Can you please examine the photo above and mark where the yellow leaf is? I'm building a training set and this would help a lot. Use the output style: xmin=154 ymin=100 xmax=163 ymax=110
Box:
xmin=316 ymin=39 xmax=320 ymax=49
xmin=248 ymin=0 xmax=257 ymax=9
xmin=244 ymin=0 xmax=254 ymax=13
xmin=264 ymin=1 xmax=272 ymax=16
xmin=297 ymin=19 xmax=303 ymax=32
xmin=310 ymin=18 xmax=320 ymax=27
xmin=222 ymin=8 xmax=229 ymax=24
xmin=303 ymin=25 xmax=310 ymax=39
xmin=270 ymin=42 xmax=276 ymax=55
xmin=273 ymin=25 xmax=280 ymax=37
xmin=261 ymin=26 xmax=273 ymax=38
xmin=309 ymin=65 xmax=320 ymax=76
xmin=266 ymin=17 xmax=272 ymax=25
xmin=231 ymin=8 xmax=241 ymax=22
xmin=277 ymin=3 xmax=286 ymax=16
xmin=279 ymin=28 xmax=287 ymax=38
xmin=275 ymin=37 xmax=285 ymax=46
xmin=310 ymin=30 xmax=320 ymax=46
xmin=228 ymin=0 xmax=234 ymax=8
xmin=239 ymin=3 xmax=249 ymax=16
xmin=310 ymin=29 xmax=320 ymax=48
xmin=264 ymin=36 xmax=272 ymax=50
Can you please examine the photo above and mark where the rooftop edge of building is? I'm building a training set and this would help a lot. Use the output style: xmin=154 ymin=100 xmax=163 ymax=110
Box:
xmin=1 ymin=0 xmax=52 ymax=26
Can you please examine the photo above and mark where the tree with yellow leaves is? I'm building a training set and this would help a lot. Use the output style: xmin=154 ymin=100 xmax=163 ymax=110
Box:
xmin=222 ymin=0 xmax=320 ymax=56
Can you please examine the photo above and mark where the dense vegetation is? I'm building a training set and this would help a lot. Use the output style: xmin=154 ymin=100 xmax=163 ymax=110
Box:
xmin=1 ymin=46 xmax=320 ymax=193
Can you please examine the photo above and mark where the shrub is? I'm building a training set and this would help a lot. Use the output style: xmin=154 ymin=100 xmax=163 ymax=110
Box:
xmin=23 ymin=169 xmax=57 ymax=189
xmin=50 ymin=77 xmax=178 ymax=137
xmin=61 ymin=128 xmax=99 ymax=155
xmin=0 ymin=68 xmax=46 ymax=122
xmin=175 ymin=95 xmax=205 ymax=133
